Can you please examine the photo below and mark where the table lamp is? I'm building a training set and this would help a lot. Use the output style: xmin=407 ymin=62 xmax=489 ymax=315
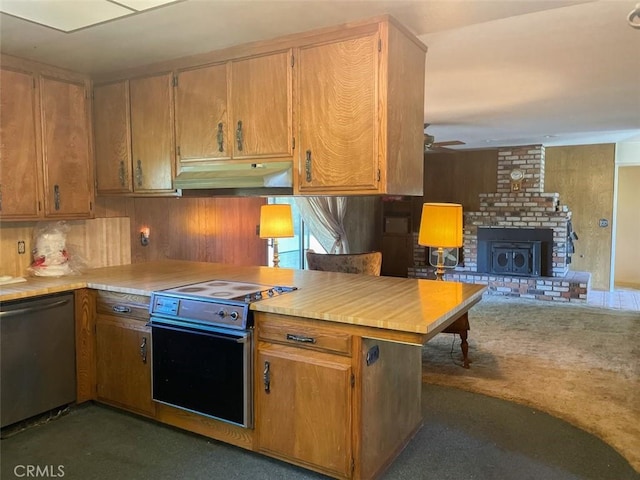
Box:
xmin=259 ymin=204 xmax=294 ymax=268
xmin=418 ymin=203 xmax=463 ymax=281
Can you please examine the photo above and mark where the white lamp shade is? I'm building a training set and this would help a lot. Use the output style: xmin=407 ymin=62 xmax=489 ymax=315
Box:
xmin=418 ymin=203 xmax=463 ymax=248
xmin=259 ymin=204 xmax=294 ymax=239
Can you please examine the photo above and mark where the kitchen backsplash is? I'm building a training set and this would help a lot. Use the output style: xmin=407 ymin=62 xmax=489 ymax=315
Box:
xmin=0 ymin=217 xmax=131 ymax=278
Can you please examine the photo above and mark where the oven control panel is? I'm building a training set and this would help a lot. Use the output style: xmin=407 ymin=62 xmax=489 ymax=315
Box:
xmin=150 ymin=293 xmax=251 ymax=330
xmin=152 ymin=296 xmax=179 ymax=316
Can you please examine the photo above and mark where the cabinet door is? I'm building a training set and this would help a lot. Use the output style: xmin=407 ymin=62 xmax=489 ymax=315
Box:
xmin=296 ymin=32 xmax=379 ymax=193
xmin=40 ymin=75 xmax=94 ymax=218
xmin=93 ymin=81 xmax=133 ymax=194
xmin=0 ymin=67 xmax=42 ymax=219
xmin=130 ymin=73 xmax=175 ymax=193
xmin=96 ymin=315 xmax=155 ymax=416
xmin=231 ymin=51 xmax=292 ymax=159
xmin=257 ymin=344 xmax=353 ymax=478
xmin=175 ymin=63 xmax=229 ymax=162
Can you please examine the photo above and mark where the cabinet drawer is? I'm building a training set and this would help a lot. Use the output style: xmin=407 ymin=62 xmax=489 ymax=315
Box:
xmin=257 ymin=314 xmax=352 ymax=356
xmin=96 ymin=291 xmax=150 ymax=321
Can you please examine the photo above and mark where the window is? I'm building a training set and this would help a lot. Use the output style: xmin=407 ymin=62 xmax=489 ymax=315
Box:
xmin=267 ymin=197 xmax=325 ymax=269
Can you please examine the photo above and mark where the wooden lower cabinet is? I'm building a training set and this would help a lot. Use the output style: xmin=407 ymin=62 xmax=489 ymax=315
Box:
xmin=79 ymin=291 xmax=422 ymax=479
xmin=94 ymin=291 xmax=155 ymax=417
xmin=96 ymin=314 xmax=155 ymax=416
xmin=256 ymin=343 xmax=354 ymax=478
xmin=255 ymin=312 xmax=423 ymax=480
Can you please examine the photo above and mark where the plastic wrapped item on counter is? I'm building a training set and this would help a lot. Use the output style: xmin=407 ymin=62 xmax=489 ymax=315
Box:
xmin=27 ymin=221 xmax=86 ymax=277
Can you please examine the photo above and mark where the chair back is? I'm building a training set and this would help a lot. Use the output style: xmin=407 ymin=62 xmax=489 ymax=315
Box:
xmin=306 ymin=251 xmax=382 ymax=276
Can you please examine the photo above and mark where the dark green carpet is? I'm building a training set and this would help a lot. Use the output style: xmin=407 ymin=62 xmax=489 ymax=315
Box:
xmin=1 ymin=384 xmax=637 ymax=480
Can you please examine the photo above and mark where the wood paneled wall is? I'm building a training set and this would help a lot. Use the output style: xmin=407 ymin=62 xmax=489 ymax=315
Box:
xmin=423 ymin=149 xmax=498 ymax=210
xmin=0 ymin=218 xmax=131 ymax=277
xmin=545 ymin=144 xmax=615 ymax=290
xmin=94 ymin=195 xmax=267 ymax=266
xmin=345 ymin=196 xmax=382 ymax=253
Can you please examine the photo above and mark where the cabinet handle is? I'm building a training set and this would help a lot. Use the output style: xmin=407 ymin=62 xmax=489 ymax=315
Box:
xmin=305 ymin=150 xmax=312 ymax=182
xmin=236 ymin=120 xmax=243 ymax=151
xmin=135 ymin=160 xmax=143 ymax=187
xmin=112 ymin=305 xmax=132 ymax=314
xmin=0 ymin=184 xmax=2 ymax=211
xmin=118 ymin=160 xmax=126 ymax=187
xmin=217 ymin=122 xmax=224 ymax=152
xmin=286 ymin=333 xmax=316 ymax=344
xmin=53 ymin=184 xmax=61 ymax=210
xmin=140 ymin=336 xmax=148 ymax=364
xmin=263 ymin=361 xmax=270 ymax=393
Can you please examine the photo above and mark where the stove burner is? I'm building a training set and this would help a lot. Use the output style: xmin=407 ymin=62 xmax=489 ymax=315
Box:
xmin=205 ymin=281 xmax=231 ymax=287
xmin=176 ymin=287 xmax=207 ymax=293
xmin=208 ymin=291 xmax=235 ymax=297
xmin=234 ymin=285 xmax=258 ymax=291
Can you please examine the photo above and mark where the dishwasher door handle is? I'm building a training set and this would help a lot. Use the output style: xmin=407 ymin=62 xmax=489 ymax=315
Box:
xmin=0 ymin=298 xmax=71 ymax=318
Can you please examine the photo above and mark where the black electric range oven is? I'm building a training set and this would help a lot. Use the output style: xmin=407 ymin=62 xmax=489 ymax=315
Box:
xmin=148 ymin=280 xmax=296 ymax=428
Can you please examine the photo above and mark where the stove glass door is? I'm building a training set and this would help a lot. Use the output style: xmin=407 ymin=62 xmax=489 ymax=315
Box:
xmin=150 ymin=318 xmax=252 ymax=428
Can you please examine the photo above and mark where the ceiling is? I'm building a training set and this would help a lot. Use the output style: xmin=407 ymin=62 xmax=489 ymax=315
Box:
xmin=1 ymin=0 xmax=639 ymax=150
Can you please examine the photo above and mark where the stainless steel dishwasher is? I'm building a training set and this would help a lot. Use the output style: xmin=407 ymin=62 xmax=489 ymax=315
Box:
xmin=1 ymin=292 xmax=76 ymax=428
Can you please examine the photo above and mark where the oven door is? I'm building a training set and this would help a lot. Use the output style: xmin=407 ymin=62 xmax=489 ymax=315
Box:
xmin=150 ymin=316 xmax=253 ymax=428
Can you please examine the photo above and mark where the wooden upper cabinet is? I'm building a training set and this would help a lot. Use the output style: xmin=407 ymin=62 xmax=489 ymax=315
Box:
xmin=295 ymin=19 xmax=426 ymax=196
xmin=175 ymin=63 xmax=229 ymax=162
xmin=93 ymin=81 xmax=133 ymax=194
xmin=175 ymin=50 xmax=292 ymax=165
xmin=297 ymin=32 xmax=378 ymax=194
xmin=230 ymin=50 xmax=292 ymax=159
xmin=129 ymin=72 xmax=175 ymax=193
xmin=0 ymin=67 xmax=42 ymax=220
xmin=40 ymin=75 xmax=94 ymax=218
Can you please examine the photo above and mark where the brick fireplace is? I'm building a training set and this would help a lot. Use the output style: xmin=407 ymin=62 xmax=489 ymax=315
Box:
xmin=409 ymin=145 xmax=591 ymax=302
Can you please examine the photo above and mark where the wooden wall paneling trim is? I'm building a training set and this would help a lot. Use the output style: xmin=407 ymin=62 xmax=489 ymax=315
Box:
xmin=75 ymin=288 xmax=96 ymax=403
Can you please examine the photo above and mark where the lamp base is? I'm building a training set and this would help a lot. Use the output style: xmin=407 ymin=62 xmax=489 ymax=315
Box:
xmin=272 ymin=238 xmax=281 ymax=268
xmin=435 ymin=247 xmax=445 ymax=281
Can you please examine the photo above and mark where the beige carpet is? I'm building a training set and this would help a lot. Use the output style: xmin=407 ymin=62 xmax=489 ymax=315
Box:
xmin=422 ymin=295 xmax=640 ymax=473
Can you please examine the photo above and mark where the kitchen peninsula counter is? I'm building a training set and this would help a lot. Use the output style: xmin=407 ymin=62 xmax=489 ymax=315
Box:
xmin=0 ymin=260 xmax=485 ymax=342
xmin=1 ymin=260 xmax=486 ymax=479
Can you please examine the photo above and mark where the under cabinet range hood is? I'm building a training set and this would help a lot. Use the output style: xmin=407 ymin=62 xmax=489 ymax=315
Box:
xmin=174 ymin=161 xmax=293 ymax=195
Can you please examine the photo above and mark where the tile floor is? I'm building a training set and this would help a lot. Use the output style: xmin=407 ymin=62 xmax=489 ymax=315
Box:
xmin=587 ymin=288 xmax=640 ymax=311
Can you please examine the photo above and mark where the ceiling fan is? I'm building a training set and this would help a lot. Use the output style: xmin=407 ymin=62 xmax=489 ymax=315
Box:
xmin=424 ymin=123 xmax=465 ymax=153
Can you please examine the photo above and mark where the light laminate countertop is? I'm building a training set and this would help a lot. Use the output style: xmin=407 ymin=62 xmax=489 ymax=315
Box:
xmin=0 ymin=260 xmax=486 ymax=343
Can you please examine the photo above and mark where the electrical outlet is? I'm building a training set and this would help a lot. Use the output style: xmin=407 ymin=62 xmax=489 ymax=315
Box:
xmin=18 ymin=240 xmax=26 ymax=254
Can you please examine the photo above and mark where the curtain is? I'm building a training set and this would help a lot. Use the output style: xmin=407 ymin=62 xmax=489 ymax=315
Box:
xmin=295 ymin=197 xmax=349 ymax=253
